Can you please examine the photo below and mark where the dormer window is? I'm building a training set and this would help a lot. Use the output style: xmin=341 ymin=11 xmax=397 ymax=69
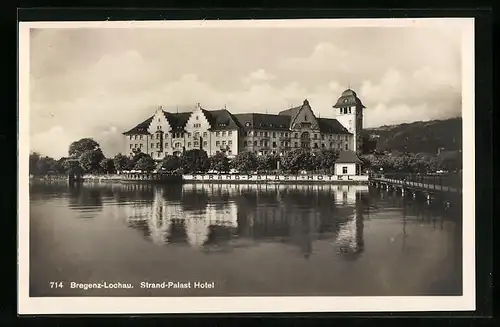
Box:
xmin=195 ymin=115 xmax=199 ymax=120
xmin=304 ymin=115 xmax=308 ymax=121
xmin=245 ymin=122 xmax=251 ymax=127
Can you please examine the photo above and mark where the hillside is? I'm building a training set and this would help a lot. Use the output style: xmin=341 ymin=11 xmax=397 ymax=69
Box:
xmin=363 ymin=117 xmax=462 ymax=155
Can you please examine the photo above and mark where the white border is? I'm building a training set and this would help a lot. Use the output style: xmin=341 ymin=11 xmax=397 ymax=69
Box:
xmin=18 ymin=18 xmax=475 ymax=314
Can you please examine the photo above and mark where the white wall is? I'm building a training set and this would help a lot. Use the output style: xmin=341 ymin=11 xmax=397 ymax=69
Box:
xmin=184 ymin=108 xmax=212 ymax=154
xmin=335 ymin=163 xmax=357 ymax=176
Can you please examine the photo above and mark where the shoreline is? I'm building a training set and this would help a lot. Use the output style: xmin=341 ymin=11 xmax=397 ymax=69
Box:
xmin=30 ymin=173 xmax=370 ymax=185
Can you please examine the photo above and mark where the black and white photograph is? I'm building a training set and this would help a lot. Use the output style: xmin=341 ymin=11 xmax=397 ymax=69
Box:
xmin=18 ymin=18 xmax=475 ymax=314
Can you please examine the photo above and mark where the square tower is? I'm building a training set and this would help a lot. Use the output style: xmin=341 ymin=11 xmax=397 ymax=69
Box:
xmin=333 ymin=89 xmax=366 ymax=154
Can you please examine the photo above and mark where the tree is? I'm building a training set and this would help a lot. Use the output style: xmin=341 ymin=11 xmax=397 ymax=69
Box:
xmin=180 ymin=149 xmax=210 ymax=173
xmin=79 ymin=148 xmax=105 ymax=173
xmin=280 ymin=148 xmax=314 ymax=173
xmin=29 ymin=152 xmax=41 ymax=175
xmin=257 ymin=153 xmax=279 ymax=172
xmin=230 ymin=151 xmax=258 ymax=173
xmin=314 ymin=149 xmax=340 ymax=174
xmin=113 ymin=153 xmax=131 ymax=172
xmin=209 ymin=152 xmax=230 ymax=172
xmin=127 ymin=150 xmax=148 ymax=170
xmin=162 ymin=155 xmax=181 ymax=172
xmin=68 ymin=138 xmax=100 ymax=158
xmin=134 ymin=155 xmax=156 ymax=172
xmin=100 ymin=158 xmax=115 ymax=174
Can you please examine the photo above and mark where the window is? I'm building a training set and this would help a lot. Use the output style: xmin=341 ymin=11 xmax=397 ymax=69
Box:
xmin=345 ymin=143 xmax=349 ymax=150
xmin=345 ymin=135 xmax=348 ymax=141
xmin=157 ymin=142 xmax=160 ymax=148
xmin=254 ymin=141 xmax=257 ymax=146
xmin=245 ymin=122 xmax=251 ymax=127
xmin=165 ymin=143 xmax=168 ymax=148
xmin=349 ymin=107 xmax=352 ymax=114
xmin=304 ymin=115 xmax=308 ymax=121
xmin=314 ymin=134 xmax=317 ymax=139
xmin=273 ymin=132 xmax=276 ymax=138
xmin=285 ymin=133 xmax=289 ymax=137
xmin=151 ymin=143 xmax=154 ymax=148
xmin=188 ymin=142 xmax=191 ymax=147
xmin=228 ymin=140 xmax=232 ymax=145
xmin=265 ymin=132 xmax=268 ymax=137
xmin=294 ymin=133 xmax=298 ymax=138
xmin=203 ymin=141 xmax=207 ymax=146
xmin=195 ymin=115 xmax=199 ymax=120
xmin=342 ymin=166 xmax=348 ymax=174
xmin=243 ymin=141 xmax=247 ymax=147
xmin=158 ymin=118 xmax=161 ymax=122
xmin=140 ymin=135 xmax=143 ymax=140
xmin=129 ymin=136 xmax=132 ymax=140
xmin=228 ymin=131 xmax=232 ymax=136
xmin=194 ymin=132 xmax=200 ymax=138
xmin=134 ymin=135 xmax=138 ymax=140
xmin=228 ymin=150 xmax=232 ymax=155
xmin=321 ymin=135 xmax=325 ymax=140
xmin=222 ymin=140 xmax=226 ymax=145
xmin=294 ymin=142 xmax=298 ymax=147
xmin=216 ymin=132 xmax=220 ymax=137
xmin=175 ymin=143 xmax=181 ymax=148
xmin=188 ymin=133 xmax=192 ymax=138
xmin=222 ymin=131 xmax=227 ymax=136
xmin=216 ymin=141 xmax=220 ymax=146
xmin=129 ymin=144 xmax=133 ymax=149
xmin=140 ymin=144 xmax=143 ymax=149
xmin=285 ymin=142 xmax=289 ymax=147
xmin=272 ymin=142 xmax=277 ymax=148
xmin=203 ymin=132 xmax=207 ymax=137
xmin=260 ymin=132 xmax=263 ymax=136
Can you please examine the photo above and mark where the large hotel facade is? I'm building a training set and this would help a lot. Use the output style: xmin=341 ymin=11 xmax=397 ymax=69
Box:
xmin=123 ymin=89 xmax=365 ymax=160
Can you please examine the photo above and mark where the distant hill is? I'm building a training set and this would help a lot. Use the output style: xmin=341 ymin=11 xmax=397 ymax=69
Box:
xmin=363 ymin=117 xmax=462 ymax=155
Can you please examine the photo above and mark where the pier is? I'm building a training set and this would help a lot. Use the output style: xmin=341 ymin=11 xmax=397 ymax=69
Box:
xmin=369 ymin=172 xmax=462 ymax=203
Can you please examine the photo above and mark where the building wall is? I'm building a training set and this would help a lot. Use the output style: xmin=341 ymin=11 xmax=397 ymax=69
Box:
xmin=211 ymin=129 xmax=238 ymax=157
xmin=125 ymin=134 xmax=150 ymax=157
xmin=335 ymin=163 xmax=357 ymax=176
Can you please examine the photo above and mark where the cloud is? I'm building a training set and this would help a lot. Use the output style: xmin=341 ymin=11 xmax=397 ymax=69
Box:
xmin=279 ymin=42 xmax=350 ymax=71
xmin=241 ymin=69 xmax=276 ymax=85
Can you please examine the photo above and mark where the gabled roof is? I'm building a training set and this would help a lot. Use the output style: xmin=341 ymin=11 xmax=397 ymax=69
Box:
xmin=201 ymin=109 xmax=241 ymax=131
xmin=232 ymin=113 xmax=291 ymax=131
xmin=318 ymin=118 xmax=352 ymax=135
xmin=123 ymin=117 xmax=153 ymax=135
xmin=333 ymin=89 xmax=366 ymax=108
xmin=163 ymin=112 xmax=191 ymax=132
xmin=336 ymin=150 xmax=362 ymax=164
xmin=278 ymin=106 xmax=301 ymax=117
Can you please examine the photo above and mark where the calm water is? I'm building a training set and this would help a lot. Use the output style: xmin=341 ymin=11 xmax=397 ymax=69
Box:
xmin=29 ymin=181 xmax=462 ymax=297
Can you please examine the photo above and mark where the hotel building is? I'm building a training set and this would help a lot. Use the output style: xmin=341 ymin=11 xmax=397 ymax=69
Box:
xmin=123 ymin=89 xmax=366 ymax=160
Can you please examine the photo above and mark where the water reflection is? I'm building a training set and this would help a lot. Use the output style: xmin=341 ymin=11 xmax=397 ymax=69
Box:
xmin=108 ymin=183 xmax=370 ymax=260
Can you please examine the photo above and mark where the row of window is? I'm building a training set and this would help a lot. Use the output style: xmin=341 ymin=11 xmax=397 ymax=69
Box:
xmin=243 ymin=141 xmax=349 ymax=150
xmin=129 ymin=131 xmax=349 ymax=141
xmin=215 ymin=140 xmax=233 ymax=146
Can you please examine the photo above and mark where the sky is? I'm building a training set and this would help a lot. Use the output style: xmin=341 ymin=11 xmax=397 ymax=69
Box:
xmin=28 ymin=22 xmax=464 ymax=158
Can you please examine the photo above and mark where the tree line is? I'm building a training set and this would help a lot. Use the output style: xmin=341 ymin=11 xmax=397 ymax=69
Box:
xmin=29 ymin=137 xmax=462 ymax=177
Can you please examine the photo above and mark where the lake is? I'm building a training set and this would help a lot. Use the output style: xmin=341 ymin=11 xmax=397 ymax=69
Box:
xmin=28 ymin=181 xmax=462 ymax=297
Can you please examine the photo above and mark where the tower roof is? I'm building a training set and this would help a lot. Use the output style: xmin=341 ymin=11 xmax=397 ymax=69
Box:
xmin=333 ymin=89 xmax=366 ymax=108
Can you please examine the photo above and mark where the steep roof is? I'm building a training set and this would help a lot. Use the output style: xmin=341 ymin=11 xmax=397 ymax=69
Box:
xmin=232 ymin=113 xmax=291 ymax=131
xmin=123 ymin=117 xmax=153 ymax=135
xmin=278 ymin=106 xmax=301 ymax=117
xmin=336 ymin=150 xmax=362 ymax=164
xmin=333 ymin=89 xmax=366 ymax=108
xmin=163 ymin=112 xmax=191 ymax=132
xmin=318 ymin=118 xmax=352 ymax=135
xmin=201 ymin=108 xmax=241 ymax=131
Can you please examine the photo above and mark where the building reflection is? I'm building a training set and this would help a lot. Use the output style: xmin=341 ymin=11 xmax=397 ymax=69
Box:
xmin=121 ymin=183 xmax=369 ymax=259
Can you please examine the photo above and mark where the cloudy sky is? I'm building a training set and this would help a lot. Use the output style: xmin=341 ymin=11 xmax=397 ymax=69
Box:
xmin=28 ymin=22 xmax=464 ymax=158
